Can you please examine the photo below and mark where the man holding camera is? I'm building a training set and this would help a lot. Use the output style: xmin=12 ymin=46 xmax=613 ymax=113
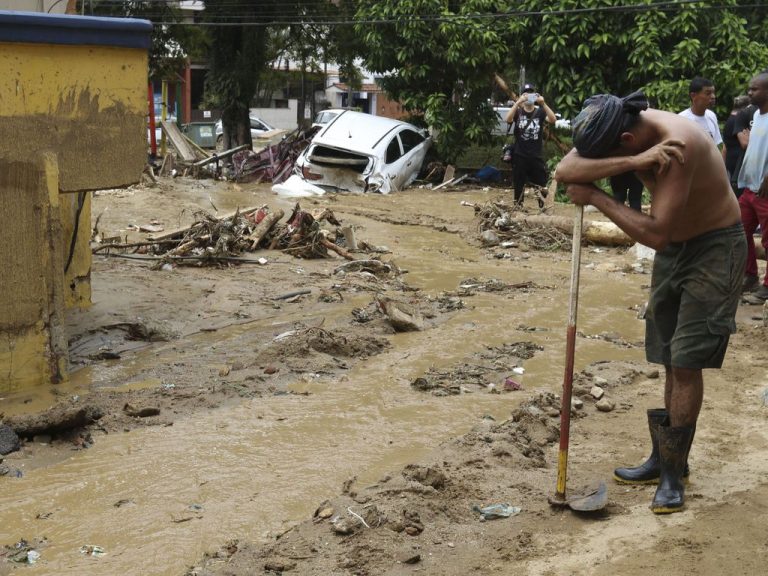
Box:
xmin=505 ymin=83 xmax=557 ymax=207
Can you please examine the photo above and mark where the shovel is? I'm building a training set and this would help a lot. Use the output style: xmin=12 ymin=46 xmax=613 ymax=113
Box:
xmin=548 ymin=205 xmax=608 ymax=512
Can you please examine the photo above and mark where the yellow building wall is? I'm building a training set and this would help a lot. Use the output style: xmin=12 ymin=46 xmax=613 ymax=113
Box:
xmin=0 ymin=32 xmax=149 ymax=391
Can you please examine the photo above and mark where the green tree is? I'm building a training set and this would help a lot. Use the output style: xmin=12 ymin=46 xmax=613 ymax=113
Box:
xmin=506 ymin=0 xmax=768 ymax=119
xmin=356 ymin=0 xmax=768 ymax=161
xmin=356 ymin=0 xmax=508 ymax=162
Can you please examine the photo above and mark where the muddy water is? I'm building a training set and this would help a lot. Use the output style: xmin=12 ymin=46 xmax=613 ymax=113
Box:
xmin=0 ymin=187 xmax=646 ymax=575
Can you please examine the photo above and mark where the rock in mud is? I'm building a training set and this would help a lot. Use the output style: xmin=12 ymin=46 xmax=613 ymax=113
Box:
xmin=264 ymin=558 xmax=296 ymax=572
xmin=397 ymin=550 xmax=421 ymax=564
xmin=590 ymin=385 xmax=605 ymax=400
xmin=402 ymin=464 xmax=447 ymax=490
xmin=123 ymin=404 xmax=161 ymax=418
xmin=481 ymin=230 xmax=500 ymax=246
xmin=0 ymin=425 xmax=21 ymax=455
xmin=331 ymin=516 xmax=361 ymax=535
xmin=596 ymin=398 xmax=616 ymax=412
xmin=5 ymin=405 xmax=104 ymax=438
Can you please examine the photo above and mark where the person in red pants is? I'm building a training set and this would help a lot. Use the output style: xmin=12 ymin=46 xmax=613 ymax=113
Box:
xmin=737 ymin=71 xmax=768 ymax=301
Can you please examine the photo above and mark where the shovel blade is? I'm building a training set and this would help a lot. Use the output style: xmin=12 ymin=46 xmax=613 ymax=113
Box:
xmin=567 ymin=481 xmax=607 ymax=511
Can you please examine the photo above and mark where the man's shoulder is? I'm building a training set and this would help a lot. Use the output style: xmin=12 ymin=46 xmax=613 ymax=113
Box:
xmin=704 ymin=109 xmax=719 ymax=121
xmin=678 ymin=108 xmax=693 ymax=118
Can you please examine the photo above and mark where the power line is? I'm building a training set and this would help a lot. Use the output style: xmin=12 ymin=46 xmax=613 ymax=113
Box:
xmin=122 ymin=1 xmax=768 ymax=27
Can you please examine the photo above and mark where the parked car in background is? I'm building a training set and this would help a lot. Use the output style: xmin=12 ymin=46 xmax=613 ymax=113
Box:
xmin=215 ymin=115 xmax=275 ymax=150
xmin=295 ymin=110 xmax=431 ymax=194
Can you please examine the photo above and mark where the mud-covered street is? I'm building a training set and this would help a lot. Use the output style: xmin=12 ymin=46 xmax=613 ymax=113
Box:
xmin=2 ymin=178 xmax=767 ymax=576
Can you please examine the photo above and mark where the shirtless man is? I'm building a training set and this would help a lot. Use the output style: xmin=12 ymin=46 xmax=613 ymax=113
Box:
xmin=555 ymin=91 xmax=745 ymax=514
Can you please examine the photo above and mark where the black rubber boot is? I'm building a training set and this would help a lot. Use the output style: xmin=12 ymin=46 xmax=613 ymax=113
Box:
xmin=651 ymin=425 xmax=695 ymax=514
xmin=613 ymin=409 xmax=693 ymax=484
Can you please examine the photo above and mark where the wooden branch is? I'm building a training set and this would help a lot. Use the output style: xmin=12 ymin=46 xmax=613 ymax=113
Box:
xmin=148 ymin=205 xmax=265 ymax=242
xmin=192 ymin=144 xmax=249 ymax=168
xmin=247 ymin=208 xmax=284 ymax=250
xmin=320 ymin=237 xmax=355 ymax=260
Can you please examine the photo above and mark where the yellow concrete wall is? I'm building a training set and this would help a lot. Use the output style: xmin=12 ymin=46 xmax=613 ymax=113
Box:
xmin=0 ymin=43 xmax=148 ymax=192
xmin=0 ymin=28 xmax=149 ymax=390
xmin=0 ymin=154 xmax=68 ymax=392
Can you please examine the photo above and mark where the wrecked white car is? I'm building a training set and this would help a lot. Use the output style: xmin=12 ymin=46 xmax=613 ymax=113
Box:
xmin=294 ymin=110 xmax=431 ymax=194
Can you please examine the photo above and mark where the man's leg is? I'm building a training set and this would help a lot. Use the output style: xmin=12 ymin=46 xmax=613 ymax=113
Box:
xmin=652 ymin=366 xmax=700 ymax=513
xmin=512 ymin=158 xmax=527 ymax=206
xmin=739 ymin=189 xmax=759 ymax=283
xmin=753 ymin=195 xmax=768 ymax=291
xmin=667 ymin=367 xmax=703 ymax=427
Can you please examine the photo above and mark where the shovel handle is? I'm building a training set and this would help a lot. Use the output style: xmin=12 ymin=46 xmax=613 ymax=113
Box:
xmin=554 ymin=205 xmax=583 ymax=501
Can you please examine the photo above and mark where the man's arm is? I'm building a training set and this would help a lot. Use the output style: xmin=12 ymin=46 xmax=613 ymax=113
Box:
xmin=505 ymin=96 xmax=526 ymax=123
xmin=566 ymin=151 xmax=693 ymax=250
xmin=554 ymin=139 xmax=686 ymax=184
xmin=737 ymin=129 xmax=750 ymax=149
xmin=537 ymin=95 xmax=557 ymax=124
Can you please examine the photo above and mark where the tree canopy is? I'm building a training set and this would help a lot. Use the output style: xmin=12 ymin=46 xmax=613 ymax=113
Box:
xmin=356 ymin=0 xmax=768 ymax=161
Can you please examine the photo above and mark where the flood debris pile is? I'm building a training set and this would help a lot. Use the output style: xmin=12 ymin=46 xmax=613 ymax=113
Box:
xmin=230 ymin=126 xmax=319 ymax=184
xmin=411 ymin=341 xmax=543 ymax=396
xmin=465 ymin=200 xmax=572 ymax=251
xmin=92 ymin=203 xmax=378 ymax=266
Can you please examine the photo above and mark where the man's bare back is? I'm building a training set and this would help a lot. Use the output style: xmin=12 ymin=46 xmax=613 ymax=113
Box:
xmin=637 ymin=109 xmax=740 ymax=242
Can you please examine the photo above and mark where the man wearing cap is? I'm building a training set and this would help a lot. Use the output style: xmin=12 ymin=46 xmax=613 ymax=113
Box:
xmin=555 ymin=92 xmax=745 ymax=514
xmin=505 ymin=83 xmax=557 ymax=207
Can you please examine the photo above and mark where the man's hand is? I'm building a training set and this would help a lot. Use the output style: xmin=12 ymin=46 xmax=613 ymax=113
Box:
xmin=632 ymin=138 xmax=685 ymax=175
xmin=565 ymin=183 xmax=600 ymax=206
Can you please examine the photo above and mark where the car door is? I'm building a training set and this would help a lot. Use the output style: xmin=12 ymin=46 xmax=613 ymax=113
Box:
xmin=382 ymin=133 xmax=410 ymax=190
xmin=391 ymin=128 xmax=428 ymax=189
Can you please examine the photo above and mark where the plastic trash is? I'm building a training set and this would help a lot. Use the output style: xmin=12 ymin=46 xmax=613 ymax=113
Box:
xmin=475 ymin=166 xmax=501 ymax=182
xmin=472 ymin=503 xmax=521 ymax=521
xmin=272 ymin=174 xmax=326 ymax=197
xmin=503 ymin=377 xmax=522 ymax=391
xmin=80 ymin=545 xmax=106 ymax=557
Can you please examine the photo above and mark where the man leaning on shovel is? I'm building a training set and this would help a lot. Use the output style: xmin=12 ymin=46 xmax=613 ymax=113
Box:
xmin=554 ymin=91 xmax=745 ymax=514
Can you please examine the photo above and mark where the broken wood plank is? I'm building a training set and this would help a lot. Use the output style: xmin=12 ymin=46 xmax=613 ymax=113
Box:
xmin=433 ymin=173 xmax=469 ymax=191
xmin=246 ymin=208 xmax=284 ymax=250
xmin=161 ymin=120 xmax=198 ymax=163
xmin=442 ymin=164 xmax=456 ymax=183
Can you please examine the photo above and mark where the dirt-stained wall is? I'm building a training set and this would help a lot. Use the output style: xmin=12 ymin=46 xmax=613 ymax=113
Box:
xmin=0 ymin=155 xmax=67 ymax=391
xmin=0 ymin=43 xmax=148 ymax=191
xmin=0 ymin=13 xmax=151 ymax=390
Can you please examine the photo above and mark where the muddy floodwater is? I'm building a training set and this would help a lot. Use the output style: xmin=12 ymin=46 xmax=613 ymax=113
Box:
xmin=0 ymin=181 xmax=654 ymax=575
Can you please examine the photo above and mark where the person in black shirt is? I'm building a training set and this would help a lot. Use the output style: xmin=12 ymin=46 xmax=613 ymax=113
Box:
xmin=723 ymin=95 xmax=752 ymax=196
xmin=610 ymin=171 xmax=644 ymax=211
xmin=504 ymin=83 xmax=557 ymax=207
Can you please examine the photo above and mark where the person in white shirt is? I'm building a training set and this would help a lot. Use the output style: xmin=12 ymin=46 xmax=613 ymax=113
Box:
xmin=678 ymin=77 xmax=723 ymax=148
